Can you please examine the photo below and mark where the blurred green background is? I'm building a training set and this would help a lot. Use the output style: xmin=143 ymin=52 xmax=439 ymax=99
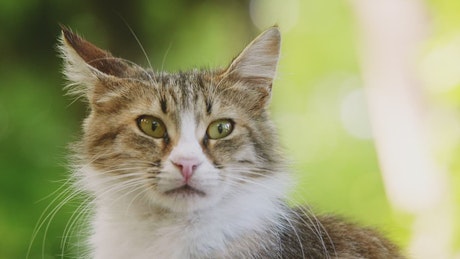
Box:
xmin=0 ymin=0 xmax=459 ymax=258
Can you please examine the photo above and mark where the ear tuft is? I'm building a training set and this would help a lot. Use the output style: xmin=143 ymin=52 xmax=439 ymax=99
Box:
xmin=224 ymin=27 xmax=281 ymax=88
xmin=58 ymin=26 xmax=96 ymax=98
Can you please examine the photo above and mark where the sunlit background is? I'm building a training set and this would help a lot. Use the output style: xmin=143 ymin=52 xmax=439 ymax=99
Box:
xmin=0 ymin=0 xmax=459 ymax=258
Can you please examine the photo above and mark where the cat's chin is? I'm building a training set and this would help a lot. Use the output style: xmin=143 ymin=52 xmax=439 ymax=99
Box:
xmin=149 ymin=185 xmax=225 ymax=213
xmin=163 ymin=185 xmax=206 ymax=197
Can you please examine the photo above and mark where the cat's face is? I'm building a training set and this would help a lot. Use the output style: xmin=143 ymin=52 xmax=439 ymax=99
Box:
xmin=60 ymin=27 xmax=285 ymax=212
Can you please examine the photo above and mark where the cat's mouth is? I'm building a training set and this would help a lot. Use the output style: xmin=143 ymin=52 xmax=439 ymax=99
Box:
xmin=164 ymin=185 xmax=206 ymax=197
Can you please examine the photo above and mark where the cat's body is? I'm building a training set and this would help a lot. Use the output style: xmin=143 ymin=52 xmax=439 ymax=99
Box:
xmin=59 ymin=26 xmax=403 ymax=259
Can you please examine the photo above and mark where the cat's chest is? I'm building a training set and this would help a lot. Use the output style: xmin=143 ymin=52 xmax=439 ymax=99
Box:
xmin=91 ymin=211 xmax=233 ymax=259
xmin=147 ymin=220 xmax=227 ymax=258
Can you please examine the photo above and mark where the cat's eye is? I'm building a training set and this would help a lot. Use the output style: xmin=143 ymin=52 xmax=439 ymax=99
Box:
xmin=207 ymin=119 xmax=234 ymax=139
xmin=137 ymin=115 xmax=167 ymax=138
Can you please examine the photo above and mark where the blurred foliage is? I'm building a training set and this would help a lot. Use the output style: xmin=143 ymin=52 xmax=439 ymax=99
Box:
xmin=0 ymin=0 xmax=459 ymax=258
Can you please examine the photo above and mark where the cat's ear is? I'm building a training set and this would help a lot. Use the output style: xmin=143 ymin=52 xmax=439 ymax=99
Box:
xmin=223 ymin=27 xmax=281 ymax=91
xmin=58 ymin=26 xmax=131 ymax=98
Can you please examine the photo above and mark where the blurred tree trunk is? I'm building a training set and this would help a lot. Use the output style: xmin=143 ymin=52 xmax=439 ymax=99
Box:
xmin=351 ymin=0 xmax=454 ymax=258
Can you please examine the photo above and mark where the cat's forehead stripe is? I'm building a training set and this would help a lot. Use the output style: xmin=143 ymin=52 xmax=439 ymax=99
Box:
xmin=160 ymin=98 xmax=167 ymax=114
xmin=197 ymin=75 xmax=213 ymax=115
xmin=205 ymin=99 xmax=212 ymax=115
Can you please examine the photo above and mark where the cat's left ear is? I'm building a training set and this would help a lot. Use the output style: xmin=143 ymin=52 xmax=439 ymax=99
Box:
xmin=223 ymin=27 xmax=281 ymax=93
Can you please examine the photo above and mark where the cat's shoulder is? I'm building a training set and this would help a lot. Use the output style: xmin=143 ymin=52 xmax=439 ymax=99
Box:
xmin=279 ymin=207 xmax=404 ymax=258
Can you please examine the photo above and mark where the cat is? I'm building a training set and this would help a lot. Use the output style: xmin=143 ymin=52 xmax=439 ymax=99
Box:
xmin=59 ymin=25 xmax=403 ymax=259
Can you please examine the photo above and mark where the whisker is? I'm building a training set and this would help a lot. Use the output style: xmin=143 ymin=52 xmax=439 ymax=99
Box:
xmin=27 ymin=180 xmax=74 ymax=259
xmin=279 ymin=212 xmax=306 ymax=259
xmin=60 ymin=195 xmax=91 ymax=258
xmin=41 ymin=187 xmax=81 ymax=259
xmin=121 ymin=19 xmax=154 ymax=73
xmin=160 ymin=42 xmax=173 ymax=75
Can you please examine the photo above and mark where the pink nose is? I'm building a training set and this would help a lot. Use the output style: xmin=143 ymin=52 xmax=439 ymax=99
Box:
xmin=172 ymin=158 xmax=202 ymax=182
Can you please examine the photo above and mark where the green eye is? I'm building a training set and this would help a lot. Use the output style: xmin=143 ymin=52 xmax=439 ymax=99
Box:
xmin=207 ymin=119 xmax=234 ymax=139
xmin=137 ymin=115 xmax=167 ymax=138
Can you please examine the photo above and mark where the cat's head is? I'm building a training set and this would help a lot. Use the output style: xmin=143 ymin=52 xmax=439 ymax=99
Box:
xmin=60 ymin=26 xmax=287 ymax=213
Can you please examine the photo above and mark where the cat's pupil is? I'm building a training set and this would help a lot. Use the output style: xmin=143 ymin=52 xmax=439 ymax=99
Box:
xmin=151 ymin=121 xmax=158 ymax=131
xmin=217 ymin=124 xmax=223 ymax=134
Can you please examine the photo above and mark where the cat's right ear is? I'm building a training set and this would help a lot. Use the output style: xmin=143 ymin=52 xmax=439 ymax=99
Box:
xmin=58 ymin=26 xmax=130 ymax=98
